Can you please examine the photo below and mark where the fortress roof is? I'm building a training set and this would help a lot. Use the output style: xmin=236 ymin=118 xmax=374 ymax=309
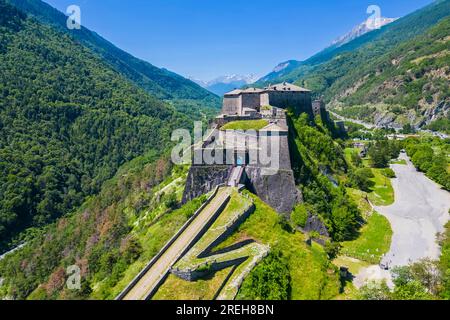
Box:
xmin=265 ymin=82 xmax=310 ymax=92
xmin=224 ymin=82 xmax=310 ymax=97
xmin=224 ymin=89 xmax=243 ymax=96
xmin=241 ymin=88 xmax=264 ymax=94
xmin=224 ymin=87 xmax=263 ymax=96
xmin=260 ymin=122 xmax=288 ymax=132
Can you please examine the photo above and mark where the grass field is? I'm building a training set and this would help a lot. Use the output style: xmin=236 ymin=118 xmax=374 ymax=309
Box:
xmin=344 ymin=148 xmax=395 ymax=207
xmin=346 ymin=188 xmax=372 ymax=218
xmin=341 ymin=212 xmax=393 ymax=264
xmin=368 ymin=169 xmax=394 ymax=206
xmin=344 ymin=147 xmax=359 ymax=163
xmin=391 ymin=159 xmax=407 ymax=165
xmin=332 ymin=256 xmax=370 ymax=300
xmin=220 ymin=119 xmax=269 ymax=131
xmin=153 ymin=267 xmax=234 ymax=300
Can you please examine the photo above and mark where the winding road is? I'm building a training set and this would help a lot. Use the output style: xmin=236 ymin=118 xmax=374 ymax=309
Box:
xmin=329 ymin=111 xmax=375 ymax=129
xmin=376 ymin=153 xmax=450 ymax=268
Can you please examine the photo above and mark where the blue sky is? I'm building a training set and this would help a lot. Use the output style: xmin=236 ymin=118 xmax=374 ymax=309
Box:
xmin=45 ymin=0 xmax=433 ymax=81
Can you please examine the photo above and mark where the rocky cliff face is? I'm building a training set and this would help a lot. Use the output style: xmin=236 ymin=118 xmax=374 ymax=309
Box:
xmin=365 ymin=99 xmax=449 ymax=129
xmin=182 ymin=165 xmax=233 ymax=203
xmin=244 ymin=167 xmax=302 ymax=215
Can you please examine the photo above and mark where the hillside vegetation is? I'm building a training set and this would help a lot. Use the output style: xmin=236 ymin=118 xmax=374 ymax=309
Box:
xmin=0 ymin=151 xmax=198 ymax=300
xmin=288 ymin=113 xmax=362 ymax=242
xmin=0 ymin=1 xmax=194 ymax=251
xmin=6 ymin=0 xmax=221 ymax=117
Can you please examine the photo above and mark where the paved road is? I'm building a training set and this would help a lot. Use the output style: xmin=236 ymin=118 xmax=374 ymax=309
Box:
xmin=0 ymin=243 xmax=26 ymax=261
xmin=329 ymin=111 xmax=375 ymax=129
xmin=121 ymin=187 xmax=231 ymax=300
xmin=330 ymin=111 xmax=449 ymax=139
xmin=376 ymin=153 xmax=450 ymax=268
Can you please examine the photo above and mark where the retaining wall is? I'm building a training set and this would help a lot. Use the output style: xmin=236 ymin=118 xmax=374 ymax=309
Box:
xmin=116 ymin=185 xmax=225 ymax=300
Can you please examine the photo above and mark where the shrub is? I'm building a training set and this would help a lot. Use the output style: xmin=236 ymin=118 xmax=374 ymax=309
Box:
xmin=164 ymin=193 xmax=178 ymax=210
xmin=237 ymin=250 xmax=291 ymax=300
xmin=291 ymin=204 xmax=309 ymax=228
xmin=348 ymin=168 xmax=375 ymax=192
xmin=324 ymin=242 xmax=342 ymax=260
xmin=382 ymin=168 xmax=396 ymax=178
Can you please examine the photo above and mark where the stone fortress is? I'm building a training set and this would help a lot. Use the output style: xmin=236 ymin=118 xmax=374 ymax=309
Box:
xmin=182 ymin=82 xmax=330 ymax=214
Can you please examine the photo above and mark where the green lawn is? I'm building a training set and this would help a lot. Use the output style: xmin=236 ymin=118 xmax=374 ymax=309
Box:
xmin=344 ymin=147 xmax=395 ymax=207
xmin=153 ymin=267 xmax=234 ymax=300
xmin=346 ymin=188 xmax=372 ymax=218
xmin=344 ymin=148 xmax=359 ymax=164
xmin=390 ymin=159 xmax=407 ymax=165
xmin=368 ymin=169 xmax=394 ymax=206
xmin=341 ymin=212 xmax=393 ymax=264
xmin=220 ymin=119 xmax=269 ymax=131
xmin=332 ymin=256 xmax=370 ymax=300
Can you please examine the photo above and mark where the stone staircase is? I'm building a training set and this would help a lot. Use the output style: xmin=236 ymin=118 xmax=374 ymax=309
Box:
xmin=228 ymin=166 xmax=244 ymax=187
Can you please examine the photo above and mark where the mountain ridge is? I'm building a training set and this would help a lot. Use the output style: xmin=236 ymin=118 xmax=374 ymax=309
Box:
xmin=5 ymin=0 xmax=221 ymax=113
xmin=0 ymin=0 xmax=199 ymax=251
xmin=256 ymin=0 xmax=450 ymax=130
xmin=191 ymin=74 xmax=259 ymax=96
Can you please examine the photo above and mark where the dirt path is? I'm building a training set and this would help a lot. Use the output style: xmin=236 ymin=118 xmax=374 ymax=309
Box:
xmin=121 ymin=188 xmax=231 ymax=300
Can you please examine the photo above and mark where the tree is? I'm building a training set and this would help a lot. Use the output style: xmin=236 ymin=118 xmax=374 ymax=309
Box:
xmin=402 ymin=123 xmax=415 ymax=134
xmin=291 ymin=204 xmax=309 ymax=228
xmin=348 ymin=168 xmax=375 ymax=192
xmin=164 ymin=193 xmax=178 ymax=211
xmin=368 ymin=141 xmax=391 ymax=168
xmin=351 ymin=151 xmax=363 ymax=167
xmin=324 ymin=242 xmax=342 ymax=260
xmin=358 ymin=281 xmax=391 ymax=300
xmin=237 ymin=250 xmax=291 ymax=300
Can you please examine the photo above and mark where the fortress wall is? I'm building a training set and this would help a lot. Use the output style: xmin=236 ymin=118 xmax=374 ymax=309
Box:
xmin=182 ymin=165 xmax=233 ymax=203
xmin=198 ymin=204 xmax=256 ymax=259
xmin=172 ymin=257 xmax=248 ymax=282
xmin=241 ymin=93 xmax=261 ymax=110
xmin=244 ymin=167 xmax=302 ymax=214
xmin=260 ymin=93 xmax=270 ymax=107
xmin=267 ymin=91 xmax=313 ymax=116
xmin=223 ymin=95 xmax=242 ymax=115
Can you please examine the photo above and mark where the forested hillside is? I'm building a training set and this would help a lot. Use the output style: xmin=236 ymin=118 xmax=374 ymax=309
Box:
xmin=0 ymin=0 xmax=193 ymax=251
xmin=288 ymin=112 xmax=362 ymax=242
xmin=257 ymin=0 xmax=450 ymax=130
xmin=6 ymin=0 xmax=221 ymax=117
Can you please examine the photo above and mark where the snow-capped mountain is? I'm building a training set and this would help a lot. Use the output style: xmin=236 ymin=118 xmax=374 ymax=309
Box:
xmin=257 ymin=17 xmax=397 ymax=84
xmin=331 ymin=17 xmax=398 ymax=48
xmin=190 ymin=74 xmax=259 ymax=96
